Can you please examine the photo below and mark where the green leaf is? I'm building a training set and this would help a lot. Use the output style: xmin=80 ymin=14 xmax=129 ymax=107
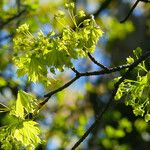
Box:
xmin=13 ymin=6 xmax=103 ymax=86
xmin=0 ymin=77 xmax=7 ymax=86
xmin=16 ymin=91 xmax=24 ymax=119
xmin=16 ymin=23 xmax=29 ymax=33
xmin=119 ymin=118 xmax=132 ymax=133
xmin=77 ymin=10 xmax=86 ymax=18
xmin=55 ymin=10 xmax=65 ymax=18
xmin=105 ymin=126 xmax=125 ymax=138
xmin=133 ymin=47 xmax=142 ymax=58
xmin=65 ymin=2 xmax=74 ymax=9
xmin=145 ymin=114 xmax=150 ymax=122
xmin=15 ymin=90 xmax=38 ymax=118
xmin=134 ymin=119 xmax=148 ymax=132
xmin=14 ymin=120 xmax=41 ymax=148
xmin=126 ymin=56 xmax=134 ymax=64
xmin=83 ymin=19 xmax=91 ymax=26
xmin=114 ymin=49 xmax=150 ymax=121
xmin=115 ymin=88 xmax=123 ymax=100
xmin=133 ymin=106 xmax=145 ymax=116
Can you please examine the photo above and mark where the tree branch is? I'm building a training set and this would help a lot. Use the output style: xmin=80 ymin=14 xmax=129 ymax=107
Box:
xmin=71 ymin=67 xmax=80 ymax=75
xmin=38 ymin=75 xmax=80 ymax=109
xmin=38 ymin=63 xmax=130 ymax=109
xmin=120 ymin=0 xmax=140 ymax=23
xmin=87 ymin=52 xmax=109 ymax=70
xmin=45 ymin=75 xmax=80 ymax=98
xmin=120 ymin=0 xmax=150 ymax=23
xmin=71 ymin=50 xmax=150 ymax=149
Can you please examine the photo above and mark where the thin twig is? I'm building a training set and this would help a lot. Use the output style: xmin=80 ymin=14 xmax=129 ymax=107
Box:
xmin=44 ymin=64 xmax=131 ymax=97
xmin=87 ymin=52 xmax=109 ymax=70
xmin=120 ymin=0 xmax=140 ymax=23
xmin=44 ymin=75 xmax=80 ymax=98
xmin=39 ymin=63 xmax=130 ymax=108
xmin=71 ymin=50 xmax=150 ymax=149
xmin=79 ymin=64 xmax=130 ymax=76
xmin=38 ymin=76 xmax=80 ymax=109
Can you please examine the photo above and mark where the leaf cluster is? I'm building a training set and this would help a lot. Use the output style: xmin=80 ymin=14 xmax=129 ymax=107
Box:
xmin=115 ymin=48 xmax=150 ymax=122
xmin=13 ymin=5 xmax=103 ymax=86
xmin=0 ymin=90 xmax=41 ymax=150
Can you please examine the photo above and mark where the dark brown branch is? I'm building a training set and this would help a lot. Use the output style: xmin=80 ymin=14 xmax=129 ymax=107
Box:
xmin=45 ymin=75 xmax=80 ymax=98
xmin=71 ymin=50 xmax=150 ymax=150
xmin=38 ymin=63 xmax=130 ymax=109
xmin=44 ymin=64 xmax=131 ymax=97
xmin=79 ymin=64 xmax=130 ymax=76
xmin=87 ymin=52 xmax=109 ymax=70
xmin=38 ymin=97 xmax=50 ymax=109
xmin=119 ymin=0 xmax=150 ymax=23
xmin=120 ymin=0 xmax=140 ymax=23
xmin=71 ymin=67 xmax=80 ymax=75
xmin=38 ymin=76 xmax=80 ymax=109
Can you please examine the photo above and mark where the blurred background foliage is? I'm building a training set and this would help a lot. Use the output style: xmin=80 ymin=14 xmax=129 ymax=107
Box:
xmin=0 ymin=0 xmax=150 ymax=150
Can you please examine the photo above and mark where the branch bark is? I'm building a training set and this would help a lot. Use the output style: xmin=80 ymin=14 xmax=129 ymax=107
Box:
xmin=87 ymin=52 xmax=109 ymax=70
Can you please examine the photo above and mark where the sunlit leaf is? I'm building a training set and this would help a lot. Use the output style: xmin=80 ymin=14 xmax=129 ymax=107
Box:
xmin=14 ymin=120 xmax=41 ymax=148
